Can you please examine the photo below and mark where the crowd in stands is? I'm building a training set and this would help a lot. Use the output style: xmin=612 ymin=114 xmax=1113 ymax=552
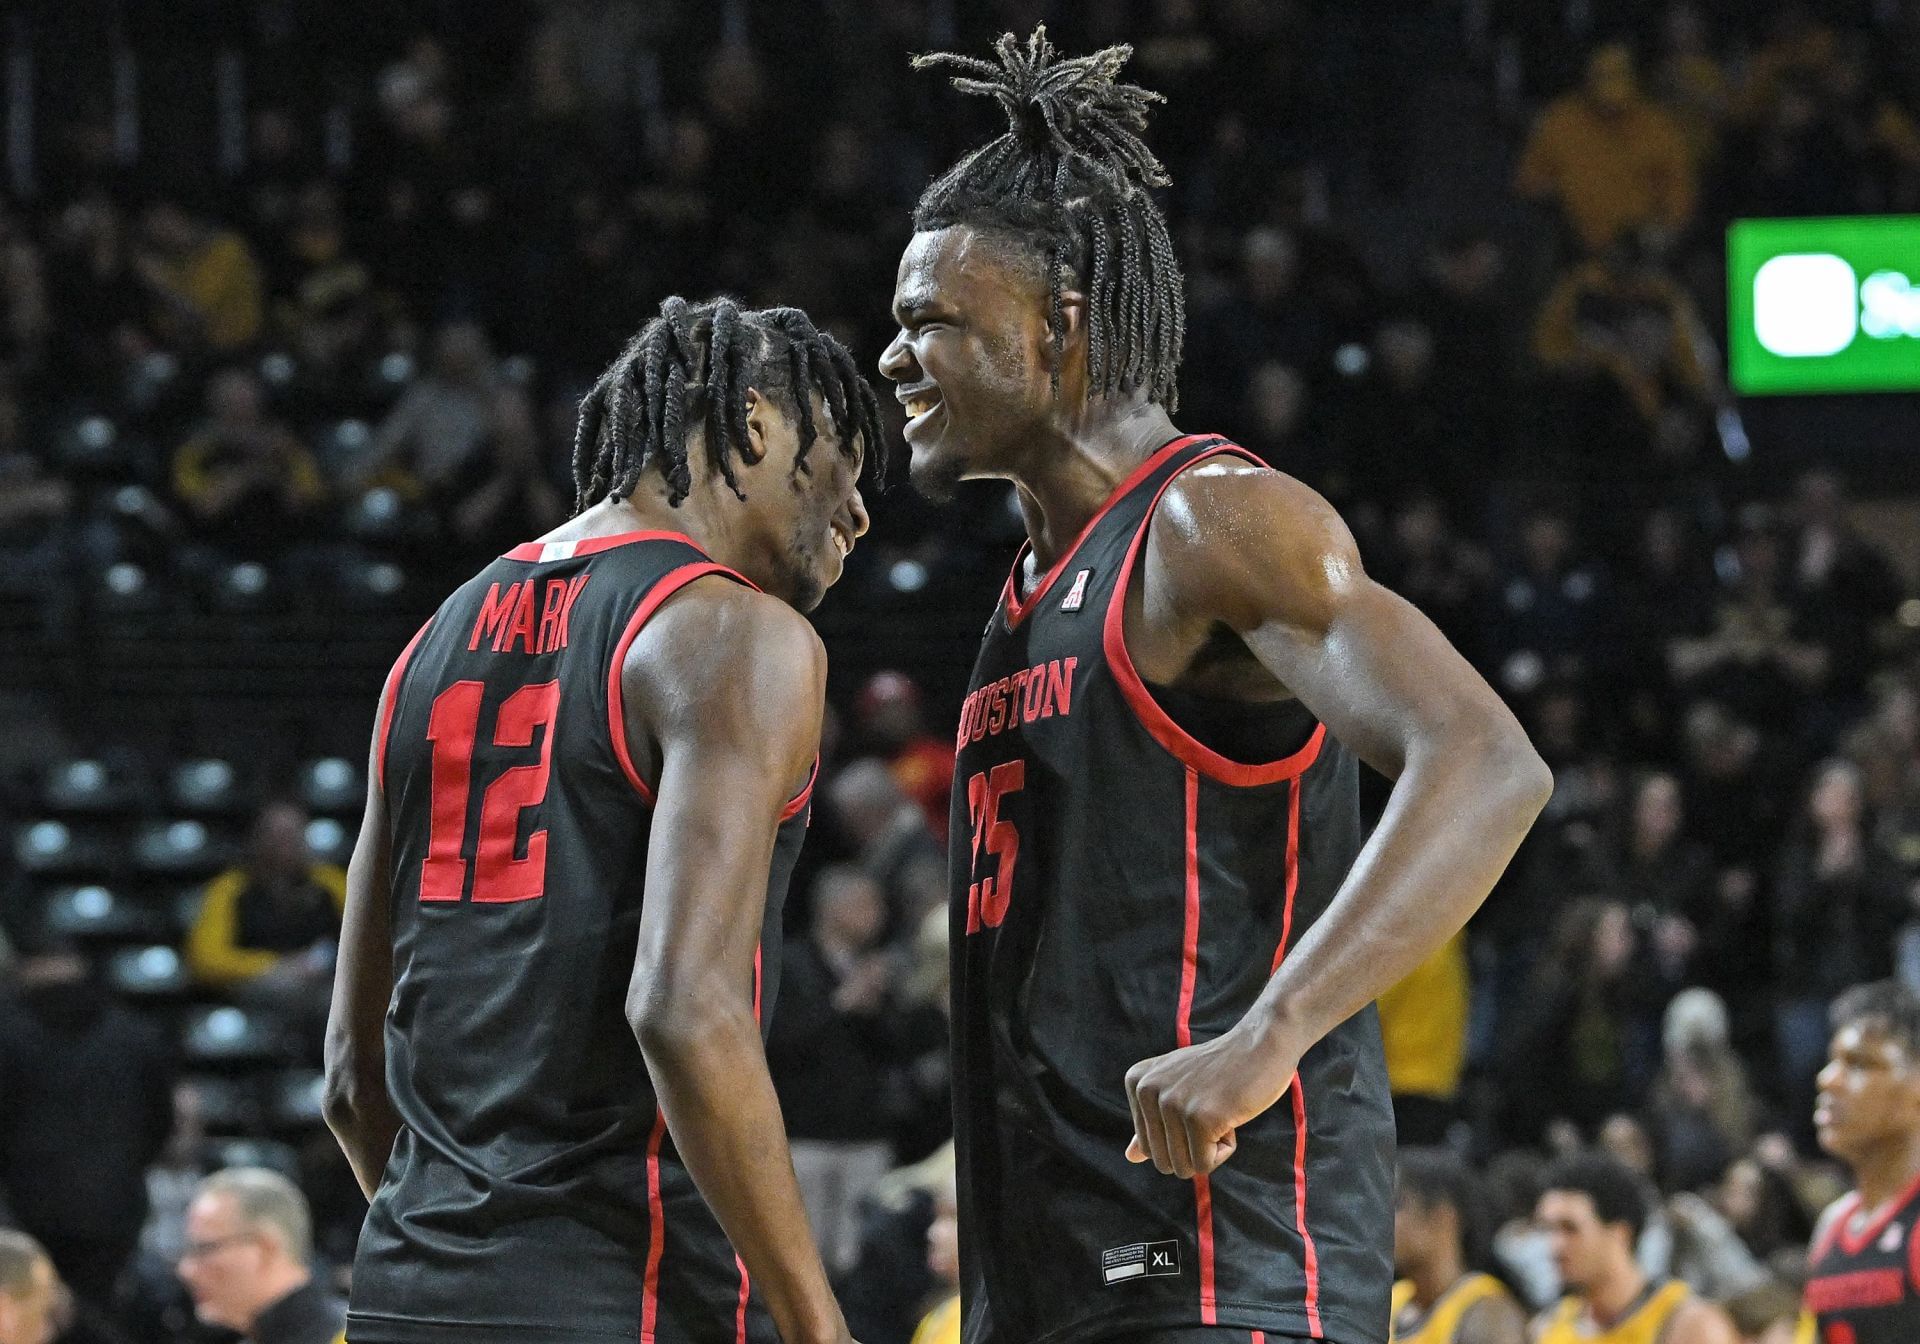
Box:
xmin=4 ymin=1 xmax=1920 ymax=1342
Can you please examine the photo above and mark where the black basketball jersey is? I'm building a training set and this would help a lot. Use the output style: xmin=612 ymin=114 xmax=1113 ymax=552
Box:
xmin=347 ymin=529 xmax=811 ymax=1344
xmin=1804 ymin=1176 xmax=1920 ymax=1344
xmin=948 ymin=435 xmax=1395 ymax=1344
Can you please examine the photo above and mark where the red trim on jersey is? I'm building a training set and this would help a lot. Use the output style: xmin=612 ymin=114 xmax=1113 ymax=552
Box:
xmin=1271 ymin=779 xmax=1305 ymax=973
xmin=779 ymin=756 xmax=821 ymax=822
xmin=1252 ymin=1333 xmax=1266 ymax=1344
xmin=734 ymin=1256 xmax=751 ymax=1344
xmin=1835 ymin=1170 xmax=1920 ymax=1256
xmin=1814 ymin=1194 xmax=1861 ymax=1265
xmin=504 ymin=529 xmax=704 ymax=562
xmin=1000 ymin=435 xmax=1218 ymax=630
xmin=1178 ymin=768 xmax=1219 ymax=1324
xmin=1291 ymin=1079 xmax=1324 ymax=1338
xmin=1101 ymin=443 xmax=1328 ymax=788
xmin=606 ymin=563 xmax=753 ymax=803
xmin=376 ymin=619 xmax=433 ymax=792
xmin=640 ymin=1109 xmax=668 ymax=1344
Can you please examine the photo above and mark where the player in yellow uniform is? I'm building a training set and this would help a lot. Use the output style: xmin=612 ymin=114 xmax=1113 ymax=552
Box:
xmin=1392 ymin=1148 xmax=1526 ymax=1343
xmin=1533 ymin=1155 xmax=1736 ymax=1344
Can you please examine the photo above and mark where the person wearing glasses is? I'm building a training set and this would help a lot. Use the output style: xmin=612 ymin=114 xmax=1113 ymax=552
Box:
xmin=175 ymin=1168 xmax=345 ymax=1344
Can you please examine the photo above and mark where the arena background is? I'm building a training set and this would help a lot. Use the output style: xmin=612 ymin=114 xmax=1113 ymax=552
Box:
xmin=1 ymin=2 xmax=1918 ymax=1342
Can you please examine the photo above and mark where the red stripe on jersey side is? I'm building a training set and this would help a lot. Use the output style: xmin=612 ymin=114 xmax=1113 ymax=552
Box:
xmin=607 ymin=563 xmax=752 ymax=803
xmin=1272 ymin=778 xmax=1304 ymax=974
xmin=1101 ymin=443 xmax=1328 ymax=788
xmin=1251 ymin=1333 xmax=1266 ymax=1344
xmin=734 ymin=1257 xmax=750 ymax=1344
xmin=780 ymin=756 xmax=821 ymax=822
xmin=504 ymin=529 xmax=706 ymax=562
xmin=1291 ymin=1079 xmax=1324 ymax=1338
xmin=375 ymin=619 xmax=433 ymax=792
xmin=640 ymin=1109 xmax=668 ymax=1344
xmin=1000 ymin=434 xmax=1218 ymax=630
xmin=1836 ymin=1170 xmax=1920 ymax=1256
xmin=1180 ymin=768 xmax=1219 ymax=1324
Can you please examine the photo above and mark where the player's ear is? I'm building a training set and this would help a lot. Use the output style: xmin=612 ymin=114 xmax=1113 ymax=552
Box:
xmin=739 ymin=386 xmax=772 ymax=467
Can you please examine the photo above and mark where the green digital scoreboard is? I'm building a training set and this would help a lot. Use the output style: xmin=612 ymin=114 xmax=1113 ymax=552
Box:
xmin=1728 ymin=215 xmax=1920 ymax=395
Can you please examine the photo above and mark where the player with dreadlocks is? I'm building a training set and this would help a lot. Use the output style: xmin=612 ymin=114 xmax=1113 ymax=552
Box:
xmin=329 ymin=296 xmax=883 ymax=1344
xmin=880 ymin=29 xmax=1553 ymax=1344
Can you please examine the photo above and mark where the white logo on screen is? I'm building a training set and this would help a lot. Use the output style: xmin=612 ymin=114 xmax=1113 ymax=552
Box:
xmin=1753 ymin=253 xmax=1858 ymax=357
xmin=1861 ymin=270 xmax=1920 ymax=339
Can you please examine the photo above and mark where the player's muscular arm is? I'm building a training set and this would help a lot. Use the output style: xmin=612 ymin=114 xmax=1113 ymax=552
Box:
xmin=324 ymin=686 xmax=403 ymax=1199
xmin=1459 ymin=1294 xmax=1529 ymax=1344
xmin=1125 ymin=466 xmax=1553 ymax=1178
xmin=623 ymin=580 xmax=852 ymax=1344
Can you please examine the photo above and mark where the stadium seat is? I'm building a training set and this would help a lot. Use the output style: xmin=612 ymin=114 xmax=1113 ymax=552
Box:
xmin=183 ymin=1005 xmax=289 ymax=1067
xmin=299 ymin=756 xmax=363 ymax=815
xmin=206 ymin=561 xmax=277 ymax=616
xmin=268 ymin=1069 xmax=328 ymax=1130
xmin=40 ymin=756 xmax=146 ymax=815
xmin=43 ymin=883 xmax=167 ymax=942
xmin=209 ymin=1137 xmax=301 ymax=1178
xmin=131 ymin=819 xmax=227 ymax=878
xmin=333 ymin=558 xmax=411 ymax=610
xmin=105 ymin=944 xmax=191 ymax=998
xmin=304 ymin=816 xmax=353 ymax=866
xmin=12 ymin=819 xmax=114 ymax=879
xmin=93 ymin=563 xmax=168 ymax=620
xmin=168 ymin=759 xmax=247 ymax=817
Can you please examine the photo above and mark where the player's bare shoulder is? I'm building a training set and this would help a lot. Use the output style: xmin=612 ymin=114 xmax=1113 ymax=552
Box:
xmin=1144 ymin=454 xmax=1365 ymax=637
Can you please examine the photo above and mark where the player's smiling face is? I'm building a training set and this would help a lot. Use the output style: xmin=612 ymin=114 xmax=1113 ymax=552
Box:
xmin=880 ymin=224 xmax=1060 ymax=502
xmin=736 ymin=387 xmax=869 ymax=612
xmin=1816 ymin=1021 xmax=1920 ymax=1163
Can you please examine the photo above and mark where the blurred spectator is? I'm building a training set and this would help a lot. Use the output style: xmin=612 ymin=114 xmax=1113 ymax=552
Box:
xmin=175 ymin=1168 xmax=345 ymax=1344
xmin=1678 ymin=702 xmax=1793 ymax=878
xmin=186 ymin=801 xmax=344 ymax=1046
xmin=43 ymin=196 xmax=157 ymax=402
xmin=908 ymin=1144 xmax=959 ymax=1344
xmin=1409 ymin=230 xmax=1516 ymax=490
xmin=172 ymin=368 xmax=327 ymax=557
xmin=766 ymin=867 xmax=900 ymax=1276
xmin=1487 ymin=508 xmax=1608 ymax=692
xmin=825 ymin=758 xmax=946 ymax=941
xmin=0 ymin=1229 xmax=62 ymax=1344
xmin=853 ymin=672 xmax=955 ymax=844
xmin=1341 ymin=316 xmax=1450 ymax=505
xmin=1515 ymin=45 xmax=1697 ymax=255
xmin=1671 ymin=512 xmax=1830 ymax=730
xmin=1773 ymin=760 xmax=1906 ymax=1129
xmin=1614 ymin=509 xmax=1717 ymax=754
xmin=1501 ymin=900 xmax=1673 ymax=1140
xmin=1532 ymin=236 xmax=1718 ymax=452
xmin=0 ymin=204 xmax=49 ymax=381
xmin=1647 ymin=990 xmax=1760 ymax=1193
xmin=1372 ymin=495 xmax=1487 ymax=666
xmin=1785 ymin=470 xmax=1902 ymax=705
xmin=841 ymin=1144 xmax=946 ymax=1344
xmin=135 ymin=200 xmax=267 ymax=355
xmin=140 ymin=1085 xmax=213 ymax=1267
xmin=0 ymin=945 xmax=174 ymax=1317
xmin=1712 ymin=1159 xmax=1813 ymax=1264
xmin=1377 ymin=932 xmax=1469 ymax=1146
xmin=1721 ymin=1280 xmax=1804 ymax=1344
xmin=355 ymin=320 xmax=499 ymax=514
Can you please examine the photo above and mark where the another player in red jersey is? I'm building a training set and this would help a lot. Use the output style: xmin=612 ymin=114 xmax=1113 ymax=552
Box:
xmin=324 ymin=297 xmax=882 ymax=1344
xmin=879 ymin=28 xmax=1552 ymax=1344
xmin=1806 ymin=980 xmax=1920 ymax=1344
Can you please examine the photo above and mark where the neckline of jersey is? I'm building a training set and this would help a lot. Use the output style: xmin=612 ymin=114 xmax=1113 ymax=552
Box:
xmin=502 ymin=529 xmax=707 ymax=562
xmin=1000 ymin=432 xmax=1219 ymax=630
xmin=1834 ymin=1167 xmax=1920 ymax=1256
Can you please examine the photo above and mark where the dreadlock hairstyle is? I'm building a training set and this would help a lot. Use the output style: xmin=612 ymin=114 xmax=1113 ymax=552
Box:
xmin=911 ymin=25 xmax=1185 ymax=410
xmin=570 ymin=296 xmax=884 ymax=513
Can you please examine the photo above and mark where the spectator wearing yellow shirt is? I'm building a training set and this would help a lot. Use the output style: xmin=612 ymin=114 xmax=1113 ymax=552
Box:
xmin=136 ymin=199 xmax=265 ymax=353
xmin=909 ymin=1144 xmax=959 ymax=1344
xmin=1377 ymin=931 xmax=1470 ymax=1146
xmin=187 ymin=801 xmax=344 ymax=1047
xmin=172 ymin=368 xmax=327 ymax=557
xmin=1515 ymin=45 xmax=1696 ymax=255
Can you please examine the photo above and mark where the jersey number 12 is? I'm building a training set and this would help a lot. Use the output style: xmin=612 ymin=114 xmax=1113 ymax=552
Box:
xmin=420 ymin=679 xmax=561 ymax=904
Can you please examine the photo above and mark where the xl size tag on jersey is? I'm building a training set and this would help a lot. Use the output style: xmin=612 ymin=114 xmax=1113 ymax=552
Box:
xmin=1102 ymin=1240 xmax=1180 ymax=1284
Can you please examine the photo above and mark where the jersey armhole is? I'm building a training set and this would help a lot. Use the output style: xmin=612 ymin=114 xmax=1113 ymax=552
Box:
xmin=1098 ymin=442 xmax=1326 ymax=788
xmin=779 ymin=756 xmax=821 ymax=822
xmin=376 ymin=618 xmax=434 ymax=792
xmin=606 ymin=562 xmax=757 ymax=805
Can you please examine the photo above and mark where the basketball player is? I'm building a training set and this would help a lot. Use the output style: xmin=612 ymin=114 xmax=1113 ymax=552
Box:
xmin=1534 ymin=1155 xmax=1736 ymax=1344
xmin=879 ymin=29 xmax=1553 ymax=1344
xmin=1804 ymin=979 xmax=1920 ymax=1342
xmin=324 ymin=297 xmax=883 ymax=1344
xmin=1392 ymin=1149 xmax=1525 ymax=1344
